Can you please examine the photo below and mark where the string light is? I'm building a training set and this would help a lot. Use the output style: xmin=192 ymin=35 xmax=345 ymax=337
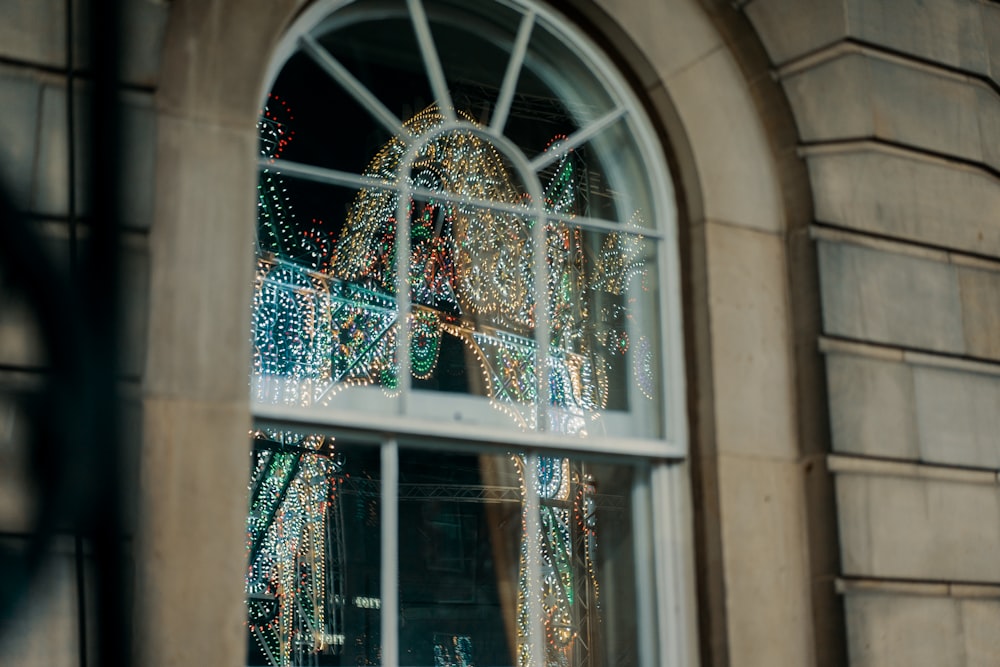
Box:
xmin=249 ymin=100 xmax=642 ymax=667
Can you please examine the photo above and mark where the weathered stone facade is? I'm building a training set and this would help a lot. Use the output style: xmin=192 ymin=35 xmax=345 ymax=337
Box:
xmin=1 ymin=1 xmax=997 ymax=665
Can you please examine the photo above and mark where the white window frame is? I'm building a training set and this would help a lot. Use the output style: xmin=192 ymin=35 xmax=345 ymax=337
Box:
xmin=251 ymin=1 xmax=691 ymax=665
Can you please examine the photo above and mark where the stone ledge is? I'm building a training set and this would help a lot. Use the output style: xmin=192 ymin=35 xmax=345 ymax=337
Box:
xmin=819 ymin=336 xmax=1000 ymax=378
xmin=828 ymin=454 xmax=999 ymax=485
xmin=776 ymin=40 xmax=992 ymax=87
xmin=811 ymin=225 xmax=953 ymax=264
xmin=837 ymin=577 xmax=1000 ymax=599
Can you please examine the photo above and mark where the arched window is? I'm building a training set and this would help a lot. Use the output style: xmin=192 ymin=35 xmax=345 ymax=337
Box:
xmin=246 ymin=1 xmax=687 ymax=666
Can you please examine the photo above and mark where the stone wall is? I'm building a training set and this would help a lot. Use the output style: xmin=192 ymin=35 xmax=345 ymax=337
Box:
xmin=0 ymin=1 xmax=168 ymax=664
xmin=744 ymin=0 xmax=1000 ymax=664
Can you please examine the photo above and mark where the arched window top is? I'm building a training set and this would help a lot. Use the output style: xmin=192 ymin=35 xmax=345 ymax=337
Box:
xmin=252 ymin=0 xmax=685 ymax=455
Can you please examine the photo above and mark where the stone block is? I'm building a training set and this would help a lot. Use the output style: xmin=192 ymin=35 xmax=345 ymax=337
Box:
xmin=0 ymin=221 xmax=149 ymax=379
xmin=837 ymin=473 xmax=1000 ymax=582
xmin=144 ymin=115 xmax=257 ymax=401
xmin=666 ymin=51 xmax=782 ymax=233
xmin=717 ymin=455 xmax=814 ymax=666
xmin=0 ymin=546 xmax=81 ymax=666
xmin=844 ymin=593 xmax=964 ymax=666
xmin=867 ymin=56 xmax=985 ymax=165
xmin=782 ymin=53 xmax=873 ymax=141
xmin=0 ymin=386 xmax=33 ymax=533
xmin=136 ymin=397 xmax=251 ymax=667
xmin=979 ymin=85 xmax=1000 ymax=169
xmin=595 ymin=0 xmax=721 ymax=86
xmin=0 ymin=284 xmax=44 ymax=368
xmin=962 ymin=599 xmax=1000 ymax=666
xmin=786 ymin=53 xmax=992 ymax=168
xmin=809 ymin=148 xmax=1000 ymax=257
xmin=702 ymin=221 xmax=797 ymax=459
xmin=118 ymin=237 xmax=151 ymax=379
xmin=0 ymin=0 xmax=66 ymax=68
xmin=958 ymin=266 xmax=1000 ymax=360
xmin=0 ymin=67 xmax=43 ymax=212
xmin=986 ymin=3 xmax=1000 ymax=86
xmin=825 ymin=352 xmax=918 ymax=460
xmin=745 ymin=0 xmax=847 ymax=66
xmin=72 ymin=0 xmax=170 ymax=88
xmin=818 ymin=241 xmax=966 ymax=353
xmin=913 ymin=365 xmax=1000 ymax=469
xmin=32 ymin=84 xmax=157 ymax=229
xmin=846 ymin=0 xmax=990 ymax=76
xmin=750 ymin=0 xmax=993 ymax=76
xmin=157 ymin=0 xmax=303 ymax=128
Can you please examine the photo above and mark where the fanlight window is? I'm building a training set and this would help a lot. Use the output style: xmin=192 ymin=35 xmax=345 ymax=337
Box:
xmin=247 ymin=1 xmax=687 ymax=666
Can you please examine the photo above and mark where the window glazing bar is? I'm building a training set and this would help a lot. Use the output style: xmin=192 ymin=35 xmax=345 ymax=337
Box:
xmin=259 ymin=157 xmax=395 ymax=191
xmin=529 ymin=106 xmax=627 ymax=172
xmin=546 ymin=210 xmax=664 ymax=239
xmin=652 ymin=461 xmax=686 ymax=667
xmin=632 ymin=469 xmax=657 ymax=667
xmin=261 ymin=157 xmax=544 ymax=223
xmin=299 ymin=34 xmax=409 ymax=142
xmin=250 ymin=402 xmax=688 ymax=458
xmin=407 ymin=0 xmax=455 ymax=122
xmin=381 ymin=439 xmax=400 ymax=667
xmin=491 ymin=9 xmax=535 ymax=133
xmin=524 ymin=453 xmax=545 ymax=667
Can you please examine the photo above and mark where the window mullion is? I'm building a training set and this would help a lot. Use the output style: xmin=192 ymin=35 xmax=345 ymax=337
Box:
xmin=652 ymin=461 xmax=685 ymax=667
xmin=491 ymin=9 xmax=536 ymax=133
xmin=632 ymin=468 xmax=658 ymax=667
xmin=523 ymin=453 xmax=545 ymax=667
xmin=381 ymin=439 xmax=400 ymax=667
xmin=407 ymin=0 xmax=455 ymax=122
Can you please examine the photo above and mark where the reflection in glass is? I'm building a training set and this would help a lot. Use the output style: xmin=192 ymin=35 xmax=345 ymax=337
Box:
xmin=251 ymin=0 xmax=669 ymax=432
xmin=245 ymin=436 xmax=645 ymax=667
xmin=251 ymin=97 xmax=659 ymax=435
xmin=399 ymin=449 xmax=648 ymax=667
xmin=246 ymin=432 xmax=382 ymax=666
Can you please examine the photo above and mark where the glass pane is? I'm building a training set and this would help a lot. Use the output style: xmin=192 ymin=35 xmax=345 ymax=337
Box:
xmin=316 ymin=2 xmax=435 ymax=141
xmin=571 ymin=119 xmax=659 ymax=229
xmin=265 ymin=53 xmax=398 ymax=175
xmin=544 ymin=226 xmax=662 ymax=438
xmin=407 ymin=185 xmax=541 ymax=428
xmin=246 ymin=432 xmax=382 ymax=666
xmin=425 ymin=0 xmax=524 ymax=122
xmin=397 ymin=446 xmax=649 ymax=667
xmin=253 ymin=0 xmax=676 ymax=444
xmin=507 ymin=16 xmax=617 ymax=143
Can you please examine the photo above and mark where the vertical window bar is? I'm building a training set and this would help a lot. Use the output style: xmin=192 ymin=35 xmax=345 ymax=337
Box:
xmin=632 ymin=469 xmax=657 ymax=667
xmin=652 ymin=461 xmax=684 ymax=667
xmin=523 ymin=453 xmax=545 ymax=667
xmin=490 ymin=9 xmax=535 ymax=134
xmin=659 ymin=216 xmax=686 ymax=444
xmin=381 ymin=439 xmax=400 ymax=667
xmin=406 ymin=0 xmax=455 ymax=122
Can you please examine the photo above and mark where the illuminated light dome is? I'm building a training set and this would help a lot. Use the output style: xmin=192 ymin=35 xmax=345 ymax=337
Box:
xmin=332 ymin=106 xmax=536 ymax=331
